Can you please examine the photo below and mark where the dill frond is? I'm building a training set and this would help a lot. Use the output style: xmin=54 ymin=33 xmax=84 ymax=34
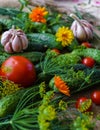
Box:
xmin=0 ymin=77 xmax=21 ymax=99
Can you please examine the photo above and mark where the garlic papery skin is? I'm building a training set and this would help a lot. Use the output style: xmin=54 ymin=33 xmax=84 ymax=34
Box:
xmin=4 ymin=42 xmax=13 ymax=53
xmin=1 ymin=28 xmax=28 ymax=53
xmin=70 ymin=13 xmax=93 ymax=41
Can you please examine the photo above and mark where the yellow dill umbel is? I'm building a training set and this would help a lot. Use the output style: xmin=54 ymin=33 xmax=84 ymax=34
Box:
xmin=56 ymin=26 xmax=74 ymax=47
xmin=0 ymin=77 xmax=21 ymax=98
xmin=38 ymin=91 xmax=56 ymax=130
xmin=78 ymin=99 xmax=92 ymax=113
xmin=59 ymin=100 xmax=68 ymax=110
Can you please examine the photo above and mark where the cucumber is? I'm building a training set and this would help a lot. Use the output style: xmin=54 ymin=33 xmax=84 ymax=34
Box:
xmin=0 ymin=84 xmax=40 ymax=118
xmin=16 ymin=51 xmax=44 ymax=64
xmin=0 ymin=89 xmax=25 ymax=117
xmin=0 ymin=51 xmax=44 ymax=66
xmin=26 ymin=33 xmax=63 ymax=51
xmin=72 ymin=48 xmax=100 ymax=64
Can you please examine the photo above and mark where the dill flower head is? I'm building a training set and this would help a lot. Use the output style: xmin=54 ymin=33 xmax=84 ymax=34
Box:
xmin=59 ymin=100 xmax=68 ymax=110
xmin=39 ymin=105 xmax=56 ymax=121
xmin=38 ymin=105 xmax=56 ymax=130
xmin=78 ymin=99 xmax=92 ymax=113
xmin=72 ymin=114 xmax=94 ymax=130
xmin=38 ymin=91 xmax=56 ymax=130
xmin=55 ymin=26 xmax=74 ymax=47
xmin=0 ymin=77 xmax=21 ymax=98
xmin=29 ymin=7 xmax=48 ymax=23
xmin=39 ymin=82 xmax=46 ymax=98
xmin=54 ymin=75 xmax=70 ymax=96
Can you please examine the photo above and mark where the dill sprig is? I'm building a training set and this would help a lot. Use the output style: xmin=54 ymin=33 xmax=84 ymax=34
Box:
xmin=0 ymin=77 xmax=21 ymax=99
xmin=38 ymin=98 xmax=56 ymax=130
xmin=49 ymin=65 xmax=100 ymax=96
xmin=70 ymin=113 xmax=95 ymax=130
xmin=0 ymin=85 xmax=41 ymax=130
xmin=0 ymin=83 xmax=95 ymax=130
xmin=38 ymin=49 xmax=81 ymax=81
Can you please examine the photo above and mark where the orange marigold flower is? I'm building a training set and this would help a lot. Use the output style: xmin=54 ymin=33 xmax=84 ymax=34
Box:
xmin=29 ymin=7 xmax=48 ymax=23
xmin=54 ymin=76 xmax=70 ymax=96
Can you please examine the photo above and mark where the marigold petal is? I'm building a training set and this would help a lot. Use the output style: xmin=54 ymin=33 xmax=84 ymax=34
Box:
xmin=54 ymin=76 xmax=70 ymax=96
xmin=29 ymin=7 xmax=48 ymax=23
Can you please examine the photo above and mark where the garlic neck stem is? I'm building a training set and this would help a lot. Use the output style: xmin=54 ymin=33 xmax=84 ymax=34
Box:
xmin=70 ymin=13 xmax=83 ymax=26
xmin=12 ymin=25 xmax=15 ymax=29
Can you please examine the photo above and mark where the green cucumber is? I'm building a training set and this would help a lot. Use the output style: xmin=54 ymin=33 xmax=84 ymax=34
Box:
xmin=0 ymin=89 xmax=25 ymax=117
xmin=0 ymin=85 xmax=40 ymax=118
xmin=0 ymin=51 xmax=44 ymax=66
xmin=26 ymin=33 xmax=63 ymax=51
xmin=72 ymin=48 xmax=100 ymax=64
xmin=16 ymin=51 xmax=44 ymax=63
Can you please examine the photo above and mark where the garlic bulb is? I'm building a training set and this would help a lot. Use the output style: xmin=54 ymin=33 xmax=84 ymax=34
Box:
xmin=70 ymin=14 xmax=93 ymax=41
xmin=1 ymin=28 xmax=28 ymax=53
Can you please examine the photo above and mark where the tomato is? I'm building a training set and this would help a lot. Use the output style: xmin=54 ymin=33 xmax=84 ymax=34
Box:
xmin=81 ymin=42 xmax=92 ymax=48
xmin=82 ymin=57 xmax=95 ymax=68
xmin=0 ymin=56 xmax=36 ymax=87
xmin=51 ymin=48 xmax=60 ymax=54
xmin=91 ymin=90 xmax=100 ymax=105
xmin=75 ymin=97 xmax=92 ymax=112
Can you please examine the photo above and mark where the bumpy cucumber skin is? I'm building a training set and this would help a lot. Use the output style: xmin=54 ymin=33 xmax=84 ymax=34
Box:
xmin=17 ymin=51 xmax=44 ymax=63
xmin=72 ymin=48 xmax=100 ymax=64
xmin=27 ymin=33 xmax=63 ymax=51
xmin=0 ymin=89 xmax=25 ymax=117
xmin=0 ymin=51 xmax=44 ymax=66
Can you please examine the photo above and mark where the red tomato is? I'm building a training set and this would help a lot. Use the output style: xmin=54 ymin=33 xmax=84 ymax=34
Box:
xmin=91 ymin=90 xmax=100 ymax=105
xmin=51 ymin=48 xmax=60 ymax=54
xmin=81 ymin=42 xmax=92 ymax=48
xmin=75 ymin=97 xmax=92 ymax=112
xmin=82 ymin=57 xmax=95 ymax=68
xmin=76 ymin=97 xmax=87 ymax=108
xmin=0 ymin=56 xmax=36 ymax=87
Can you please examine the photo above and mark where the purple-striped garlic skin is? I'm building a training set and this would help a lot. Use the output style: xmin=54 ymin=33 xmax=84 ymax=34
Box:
xmin=70 ymin=14 xmax=93 ymax=42
xmin=1 ymin=29 xmax=28 ymax=53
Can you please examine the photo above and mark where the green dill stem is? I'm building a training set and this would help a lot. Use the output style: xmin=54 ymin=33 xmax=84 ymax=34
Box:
xmin=67 ymin=100 xmax=76 ymax=105
xmin=0 ymin=120 xmax=10 ymax=126
xmin=19 ymin=5 xmax=23 ymax=11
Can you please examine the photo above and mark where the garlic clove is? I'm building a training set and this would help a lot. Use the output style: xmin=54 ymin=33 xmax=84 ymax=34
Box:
xmin=1 ymin=31 xmax=12 ymax=46
xmin=4 ymin=42 xmax=13 ymax=53
xmin=82 ymin=20 xmax=93 ymax=30
xmin=75 ymin=23 xmax=87 ymax=41
xmin=12 ymin=35 xmax=22 ymax=52
xmin=84 ymin=27 xmax=93 ymax=39
xmin=20 ymin=35 xmax=28 ymax=50
xmin=70 ymin=20 xmax=77 ymax=32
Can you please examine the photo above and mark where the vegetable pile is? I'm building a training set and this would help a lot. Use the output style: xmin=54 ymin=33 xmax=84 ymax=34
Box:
xmin=0 ymin=1 xmax=100 ymax=130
